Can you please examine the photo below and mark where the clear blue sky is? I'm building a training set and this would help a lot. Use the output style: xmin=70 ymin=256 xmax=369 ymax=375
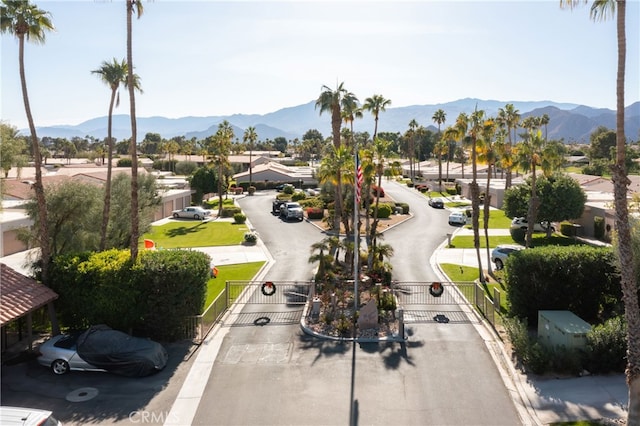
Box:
xmin=2 ymin=0 xmax=639 ymax=130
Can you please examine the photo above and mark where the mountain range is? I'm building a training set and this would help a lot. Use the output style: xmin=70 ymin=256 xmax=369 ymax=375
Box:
xmin=27 ymin=98 xmax=640 ymax=144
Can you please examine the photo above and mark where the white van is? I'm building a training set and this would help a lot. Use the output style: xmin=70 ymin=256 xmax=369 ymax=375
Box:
xmin=0 ymin=406 xmax=63 ymax=426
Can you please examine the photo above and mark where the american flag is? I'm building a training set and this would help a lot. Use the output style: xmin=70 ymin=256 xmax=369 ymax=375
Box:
xmin=355 ymin=152 xmax=363 ymax=205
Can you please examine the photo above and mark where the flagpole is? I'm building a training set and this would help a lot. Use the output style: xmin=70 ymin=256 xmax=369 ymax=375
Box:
xmin=353 ymin=148 xmax=359 ymax=318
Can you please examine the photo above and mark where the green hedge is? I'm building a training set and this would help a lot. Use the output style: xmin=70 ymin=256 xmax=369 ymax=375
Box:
xmin=49 ymin=249 xmax=209 ymax=341
xmin=504 ymin=245 xmax=620 ymax=326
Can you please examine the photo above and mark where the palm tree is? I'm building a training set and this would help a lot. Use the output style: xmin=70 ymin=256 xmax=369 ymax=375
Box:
xmin=477 ymin=118 xmax=498 ymax=274
xmin=468 ymin=108 xmax=485 ymax=283
xmin=1 ymin=0 xmax=58 ymax=334
xmin=406 ymin=119 xmax=419 ymax=182
xmin=212 ymin=121 xmax=234 ymax=216
xmin=562 ymin=3 xmax=637 ymax=419
xmin=316 ymin=145 xmax=353 ymax=236
xmin=316 ymin=82 xmax=358 ymax=233
xmin=432 ymin=109 xmax=448 ymax=179
xmin=363 ymin=94 xmax=391 ymax=142
xmin=243 ymin=126 xmax=258 ymax=188
xmin=368 ymin=138 xmax=392 ymax=267
xmin=126 ymin=0 xmax=144 ymax=262
xmin=341 ymin=102 xmax=362 ymax=149
xmin=497 ymin=103 xmax=520 ymax=189
xmin=514 ymin=120 xmax=546 ymax=248
xmin=92 ymin=58 xmax=142 ymax=251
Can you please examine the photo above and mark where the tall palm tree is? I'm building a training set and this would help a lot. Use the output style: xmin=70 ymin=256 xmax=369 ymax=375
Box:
xmin=212 ymin=121 xmax=234 ymax=216
xmin=1 ymin=0 xmax=59 ymax=335
xmin=406 ymin=119 xmax=419 ymax=183
xmin=514 ymin=121 xmax=546 ymax=248
xmin=126 ymin=0 xmax=144 ymax=262
xmin=341 ymin=102 xmax=362 ymax=149
xmin=368 ymin=138 xmax=392 ymax=267
xmin=243 ymin=126 xmax=257 ymax=188
xmin=92 ymin=58 xmax=142 ymax=251
xmin=316 ymin=145 xmax=353 ymax=235
xmin=432 ymin=109 xmax=448 ymax=179
xmin=316 ymin=82 xmax=358 ymax=233
xmin=562 ymin=4 xmax=638 ymax=420
xmin=468 ymin=108 xmax=485 ymax=283
xmin=497 ymin=103 xmax=520 ymax=189
xmin=363 ymin=94 xmax=391 ymax=142
xmin=1 ymin=0 xmax=54 ymax=280
xmin=478 ymin=118 xmax=498 ymax=274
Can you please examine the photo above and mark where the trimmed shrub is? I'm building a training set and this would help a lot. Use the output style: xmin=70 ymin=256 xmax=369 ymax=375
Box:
xmin=292 ymin=191 xmax=307 ymax=201
xmin=586 ymin=316 xmax=627 ymax=373
xmin=233 ymin=213 xmax=247 ymax=224
xmin=371 ymin=185 xmax=385 ymax=197
xmin=395 ymin=202 xmax=410 ymax=214
xmin=247 ymin=186 xmax=256 ymax=195
xmin=306 ymin=207 xmax=324 ymax=219
xmin=117 ymin=158 xmax=132 ymax=167
xmin=244 ymin=231 xmax=258 ymax=244
xmin=371 ymin=203 xmax=393 ymax=219
xmin=509 ymin=227 xmax=526 ymax=243
xmin=594 ymin=216 xmax=605 ymax=240
xmin=504 ymin=245 xmax=620 ymax=326
xmin=220 ymin=206 xmax=242 ymax=218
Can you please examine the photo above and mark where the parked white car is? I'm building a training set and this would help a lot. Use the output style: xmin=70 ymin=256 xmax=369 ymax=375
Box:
xmin=510 ymin=217 xmax=555 ymax=233
xmin=448 ymin=211 xmax=467 ymax=226
xmin=172 ymin=206 xmax=211 ymax=220
xmin=491 ymin=244 xmax=525 ymax=270
xmin=279 ymin=202 xmax=304 ymax=221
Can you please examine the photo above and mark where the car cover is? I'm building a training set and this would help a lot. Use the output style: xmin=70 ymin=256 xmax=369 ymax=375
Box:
xmin=76 ymin=325 xmax=168 ymax=377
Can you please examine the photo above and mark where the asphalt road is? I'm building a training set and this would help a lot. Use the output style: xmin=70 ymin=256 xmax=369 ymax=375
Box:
xmin=0 ymin=184 xmax=526 ymax=425
xmin=189 ymin=184 xmax=524 ymax=426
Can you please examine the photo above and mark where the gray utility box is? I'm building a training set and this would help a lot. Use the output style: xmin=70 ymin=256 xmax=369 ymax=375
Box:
xmin=537 ymin=310 xmax=592 ymax=350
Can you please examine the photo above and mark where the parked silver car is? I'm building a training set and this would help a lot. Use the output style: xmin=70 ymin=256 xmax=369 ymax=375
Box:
xmin=491 ymin=244 xmax=524 ymax=270
xmin=172 ymin=206 xmax=211 ymax=220
xmin=37 ymin=325 xmax=168 ymax=377
xmin=279 ymin=202 xmax=304 ymax=221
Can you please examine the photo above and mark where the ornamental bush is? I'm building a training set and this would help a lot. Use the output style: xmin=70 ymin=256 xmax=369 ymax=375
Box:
xmin=234 ymin=213 xmax=247 ymax=224
xmin=585 ymin=316 xmax=627 ymax=373
xmin=306 ymin=207 xmax=324 ymax=219
xmin=371 ymin=203 xmax=393 ymax=219
xmin=244 ymin=231 xmax=258 ymax=244
xmin=504 ymin=245 xmax=620 ymax=326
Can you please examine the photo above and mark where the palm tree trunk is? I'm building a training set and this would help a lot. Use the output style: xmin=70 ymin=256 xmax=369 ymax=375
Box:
xmin=483 ymin=165 xmax=493 ymax=275
xmin=99 ymin=89 xmax=117 ymax=251
xmin=19 ymin=34 xmax=60 ymax=335
xmin=127 ymin=0 xmax=140 ymax=262
xmin=611 ymin=2 xmax=640 ymax=424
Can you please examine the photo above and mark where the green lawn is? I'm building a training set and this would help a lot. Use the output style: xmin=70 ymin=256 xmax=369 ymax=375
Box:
xmin=141 ymin=220 xmax=249 ymax=248
xmin=205 ymin=261 xmax=264 ymax=308
xmin=142 ymin=220 xmax=265 ymax=312
xmin=440 ymin=263 xmax=508 ymax=312
xmin=450 ymin=232 xmax=581 ymax=249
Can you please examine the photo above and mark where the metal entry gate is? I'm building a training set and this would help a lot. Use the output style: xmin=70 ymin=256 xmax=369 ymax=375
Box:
xmin=227 ymin=280 xmax=313 ymax=305
xmin=392 ymin=281 xmax=479 ymax=324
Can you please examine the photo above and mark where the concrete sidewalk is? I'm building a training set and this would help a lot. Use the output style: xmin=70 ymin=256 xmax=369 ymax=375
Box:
xmin=429 ymin=225 xmax=628 ymax=425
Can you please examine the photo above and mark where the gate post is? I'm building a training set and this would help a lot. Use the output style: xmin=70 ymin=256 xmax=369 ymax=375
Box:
xmin=398 ymin=308 xmax=405 ymax=340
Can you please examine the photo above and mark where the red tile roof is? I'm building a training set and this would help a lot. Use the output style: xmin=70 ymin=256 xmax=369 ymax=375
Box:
xmin=0 ymin=264 xmax=58 ymax=326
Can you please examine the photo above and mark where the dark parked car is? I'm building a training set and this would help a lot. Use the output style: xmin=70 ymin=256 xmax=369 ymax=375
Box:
xmin=272 ymin=199 xmax=288 ymax=214
xmin=428 ymin=197 xmax=444 ymax=209
xmin=37 ymin=325 xmax=168 ymax=377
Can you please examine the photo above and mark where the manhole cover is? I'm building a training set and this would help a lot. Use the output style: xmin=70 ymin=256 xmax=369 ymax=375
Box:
xmin=66 ymin=387 xmax=99 ymax=402
xmin=433 ymin=314 xmax=450 ymax=323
